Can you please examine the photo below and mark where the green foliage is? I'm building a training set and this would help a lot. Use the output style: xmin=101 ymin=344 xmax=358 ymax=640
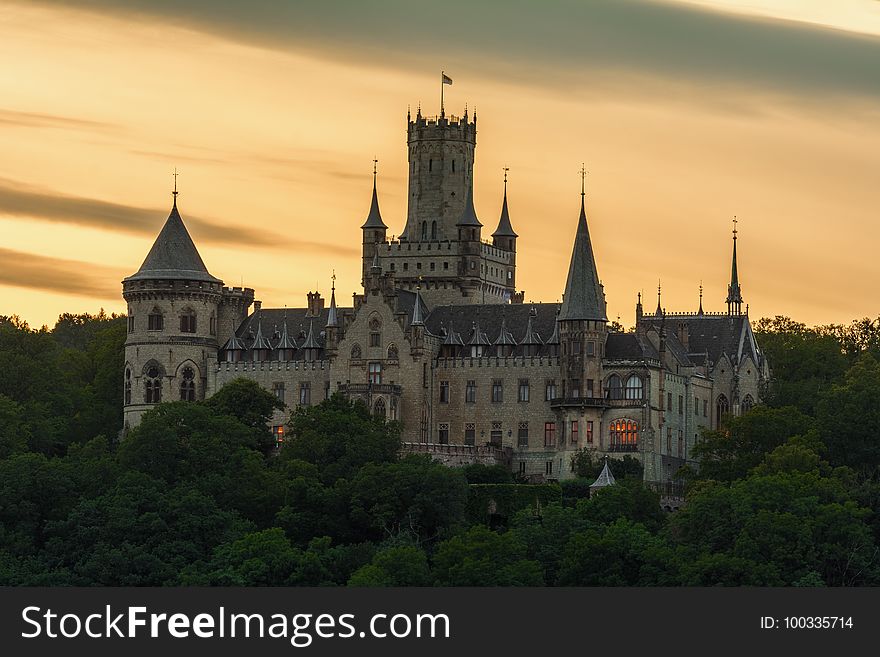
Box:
xmin=570 ymin=448 xmax=643 ymax=480
xmin=578 ymin=479 xmax=666 ymax=533
xmin=461 ymin=463 xmax=513 ymax=484
xmin=816 ymin=352 xmax=880 ymax=474
xmin=432 ymin=525 xmax=544 ymax=586
xmin=466 ymin=483 xmax=562 ymax=526
xmin=205 ymin=378 xmax=283 ymax=452
xmin=691 ymin=406 xmax=814 ymax=482
xmin=348 ymin=545 xmax=430 ymax=587
xmin=284 ymin=393 xmax=401 ymax=483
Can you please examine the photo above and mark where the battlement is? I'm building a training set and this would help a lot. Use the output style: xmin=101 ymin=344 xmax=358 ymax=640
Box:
xmin=641 ymin=311 xmax=742 ymax=320
xmin=408 ymin=111 xmax=476 ymax=142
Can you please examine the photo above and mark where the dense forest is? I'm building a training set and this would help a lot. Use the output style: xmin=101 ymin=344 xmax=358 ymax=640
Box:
xmin=0 ymin=312 xmax=878 ymax=586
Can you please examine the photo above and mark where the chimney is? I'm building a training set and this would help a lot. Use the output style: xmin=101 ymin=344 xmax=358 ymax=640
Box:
xmin=253 ymin=300 xmax=262 ymax=313
xmin=306 ymin=291 xmax=324 ymax=317
xmin=677 ymin=322 xmax=689 ymax=350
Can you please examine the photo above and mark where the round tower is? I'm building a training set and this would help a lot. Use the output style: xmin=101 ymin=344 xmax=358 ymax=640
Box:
xmin=121 ymin=191 xmax=223 ymax=431
xmin=401 ymin=106 xmax=476 ymax=242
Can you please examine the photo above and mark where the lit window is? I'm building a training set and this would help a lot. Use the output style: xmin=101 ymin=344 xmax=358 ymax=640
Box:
xmin=273 ymin=425 xmax=285 ymax=447
xmin=609 ymin=418 xmax=639 ymax=451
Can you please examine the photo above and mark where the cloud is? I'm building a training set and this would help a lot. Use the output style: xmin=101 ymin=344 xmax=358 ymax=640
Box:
xmin=0 ymin=247 xmax=121 ymax=298
xmin=0 ymin=108 xmax=114 ymax=131
xmin=0 ymin=176 xmax=356 ymax=256
xmin=30 ymin=0 xmax=880 ymax=105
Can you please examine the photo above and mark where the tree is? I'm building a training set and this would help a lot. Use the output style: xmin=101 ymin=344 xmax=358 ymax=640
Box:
xmin=284 ymin=394 xmax=400 ymax=484
xmin=431 ymin=525 xmax=544 ymax=586
xmin=691 ymin=406 xmax=814 ymax=482
xmin=816 ymin=353 xmax=880 ymax=474
xmin=570 ymin=448 xmax=643 ymax=480
xmin=205 ymin=378 xmax=283 ymax=453
xmin=578 ymin=478 xmax=666 ymax=533
xmin=348 ymin=545 xmax=430 ymax=587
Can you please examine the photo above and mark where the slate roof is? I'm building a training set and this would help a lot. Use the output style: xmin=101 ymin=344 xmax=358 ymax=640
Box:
xmin=426 ymin=303 xmax=559 ymax=347
xmin=491 ymin=185 xmax=517 ymax=238
xmin=558 ymin=196 xmax=606 ymax=321
xmin=604 ymin=332 xmax=659 ymax=361
xmin=456 ymin=184 xmax=482 ymax=227
xmin=638 ymin=314 xmax=760 ymax=365
xmin=361 ymin=175 xmax=387 ymax=229
xmin=125 ymin=200 xmax=222 ymax=284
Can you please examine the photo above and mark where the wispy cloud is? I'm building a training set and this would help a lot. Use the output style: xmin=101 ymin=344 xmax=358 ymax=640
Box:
xmin=0 ymin=247 xmax=121 ymax=298
xmin=31 ymin=0 xmax=880 ymax=105
xmin=0 ymin=176 xmax=356 ymax=255
xmin=0 ymin=107 xmax=114 ymax=131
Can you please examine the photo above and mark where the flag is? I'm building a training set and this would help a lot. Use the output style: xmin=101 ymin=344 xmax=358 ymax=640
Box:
xmin=442 ymin=73 xmax=453 ymax=85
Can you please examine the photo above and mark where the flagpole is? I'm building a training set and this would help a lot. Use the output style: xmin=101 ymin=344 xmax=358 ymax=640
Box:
xmin=441 ymin=70 xmax=445 ymax=117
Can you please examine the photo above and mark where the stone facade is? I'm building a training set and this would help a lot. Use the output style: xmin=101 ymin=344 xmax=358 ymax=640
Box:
xmin=122 ymin=102 xmax=769 ymax=484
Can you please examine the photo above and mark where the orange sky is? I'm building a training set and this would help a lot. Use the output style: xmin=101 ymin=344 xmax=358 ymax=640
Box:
xmin=1 ymin=1 xmax=879 ymax=328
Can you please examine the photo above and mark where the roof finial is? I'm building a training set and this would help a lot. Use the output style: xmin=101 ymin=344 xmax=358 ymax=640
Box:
xmin=579 ymin=163 xmax=586 ymax=198
xmin=698 ymin=280 xmax=704 ymax=315
xmin=732 ymin=215 xmax=738 ymax=240
xmin=373 ymin=157 xmax=378 ymax=182
xmin=503 ymin=166 xmax=509 ymax=189
xmin=172 ymin=167 xmax=179 ymax=205
xmin=655 ymin=278 xmax=663 ymax=316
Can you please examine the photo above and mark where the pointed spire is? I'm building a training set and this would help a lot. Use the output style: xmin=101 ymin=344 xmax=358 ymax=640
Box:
xmin=125 ymin=189 xmax=221 ymax=284
xmin=301 ymin=320 xmax=320 ymax=350
xmin=558 ymin=168 xmax=606 ymax=322
xmin=494 ymin=316 xmax=517 ymax=346
xmin=371 ymin=246 xmax=382 ymax=273
xmin=590 ymin=457 xmax=617 ymax=489
xmin=468 ymin=321 xmax=490 ymax=346
xmin=326 ymin=272 xmax=339 ymax=328
xmin=276 ymin=311 xmax=297 ymax=351
xmin=521 ymin=308 xmax=543 ymax=345
xmin=726 ymin=217 xmax=743 ymax=315
xmin=361 ymin=159 xmax=387 ymax=229
xmin=655 ymin=280 xmax=663 ymax=317
xmin=491 ymin=167 xmax=517 ymax=238
xmin=411 ymin=282 xmax=425 ymax=326
xmin=442 ymin=321 xmax=464 ymax=346
xmin=250 ymin=317 xmax=272 ymax=351
xmin=222 ymin=329 xmax=245 ymax=351
xmin=456 ymin=179 xmax=482 ymax=227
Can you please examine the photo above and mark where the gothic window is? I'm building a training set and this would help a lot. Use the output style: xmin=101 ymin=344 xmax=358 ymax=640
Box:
xmin=438 ymin=422 xmax=449 ymax=444
xmin=179 ymin=366 xmax=196 ymax=401
xmin=368 ymin=362 xmax=382 ymax=385
xmin=144 ymin=364 xmax=163 ymax=404
xmin=180 ymin=309 xmax=197 ymax=333
xmin=741 ymin=395 xmax=755 ymax=413
xmin=124 ymin=368 xmax=132 ymax=405
xmin=431 ymin=221 xmax=437 ymax=240
xmin=351 ymin=344 xmax=362 ymax=360
xmin=607 ymin=374 xmax=623 ymax=400
xmin=374 ymin=397 xmax=386 ymax=419
xmin=148 ymin=308 xmax=164 ymax=331
xmin=609 ymin=419 xmax=639 ymax=451
xmin=421 ymin=221 xmax=427 ymax=240
xmin=625 ymin=375 xmax=643 ymax=400
xmin=387 ymin=344 xmax=398 ymax=361
xmin=369 ymin=317 xmax=381 ymax=331
xmin=716 ymin=394 xmax=730 ymax=428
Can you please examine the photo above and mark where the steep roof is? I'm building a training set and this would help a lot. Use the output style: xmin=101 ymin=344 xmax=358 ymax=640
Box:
xmin=456 ymin=183 xmax=483 ymax=227
xmin=491 ymin=182 xmax=517 ymax=238
xmin=361 ymin=172 xmax=387 ymax=229
xmin=638 ymin=314 xmax=760 ymax=365
xmin=557 ymin=194 xmax=605 ymax=321
xmin=125 ymin=199 xmax=221 ymax=284
xmin=591 ymin=460 xmax=616 ymax=489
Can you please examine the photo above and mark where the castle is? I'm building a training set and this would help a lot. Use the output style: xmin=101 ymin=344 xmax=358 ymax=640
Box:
xmin=122 ymin=101 xmax=768 ymax=483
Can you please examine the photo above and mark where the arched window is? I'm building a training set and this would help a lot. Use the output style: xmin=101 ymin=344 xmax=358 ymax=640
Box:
xmin=180 ymin=309 xmax=197 ymax=333
xmin=625 ymin=375 xmax=643 ymax=400
xmin=421 ymin=221 xmax=427 ymax=240
xmin=431 ymin=221 xmax=437 ymax=240
xmin=716 ymin=394 xmax=730 ymax=428
xmin=607 ymin=374 xmax=623 ymax=400
xmin=374 ymin=397 xmax=386 ymax=419
xmin=741 ymin=395 xmax=754 ymax=413
xmin=387 ymin=344 xmax=399 ymax=361
xmin=148 ymin=307 xmax=164 ymax=331
xmin=609 ymin=418 xmax=639 ymax=451
xmin=124 ymin=368 xmax=132 ymax=405
xmin=351 ymin=343 xmax=362 ymax=360
xmin=144 ymin=363 xmax=163 ymax=404
xmin=180 ymin=366 xmax=196 ymax=401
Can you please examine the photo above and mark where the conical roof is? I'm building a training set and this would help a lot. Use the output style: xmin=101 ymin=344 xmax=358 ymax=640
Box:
xmin=456 ymin=182 xmax=482 ymax=227
xmin=275 ymin=316 xmax=298 ymax=350
xmin=301 ymin=320 xmax=321 ymax=350
xmin=590 ymin=460 xmax=616 ymax=488
xmin=442 ymin=322 xmax=464 ymax=346
xmin=411 ymin=287 xmax=426 ymax=326
xmin=491 ymin=180 xmax=517 ymax=238
xmin=558 ymin=194 xmax=606 ymax=321
xmin=494 ymin=317 xmax=517 ymax=346
xmin=521 ymin=310 xmax=543 ymax=345
xmin=125 ymin=199 xmax=221 ymax=283
xmin=326 ymin=285 xmax=339 ymax=328
xmin=250 ymin=319 xmax=272 ymax=350
xmin=222 ymin=332 xmax=246 ymax=351
xmin=361 ymin=172 xmax=387 ymax=229
xmin=467 ymin=322 xmax=490 ymax=346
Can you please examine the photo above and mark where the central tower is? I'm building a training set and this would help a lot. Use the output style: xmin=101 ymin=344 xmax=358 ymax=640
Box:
xmin=401 ymin=107 xmax=477 ymax=242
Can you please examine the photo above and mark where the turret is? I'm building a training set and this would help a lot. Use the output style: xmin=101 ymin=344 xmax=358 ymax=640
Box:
xmin=122 ymin=183 xmax=223 ymax=430
xmin=491 ymin=169 xmax=518 ymax=287
xmin=726 ymin=218 xmax=744 ymax=316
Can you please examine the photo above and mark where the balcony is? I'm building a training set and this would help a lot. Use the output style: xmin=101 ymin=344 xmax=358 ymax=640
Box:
xmin=607 ymin=443 xmax=639 ymax=453
xmin=338 ymin=383 xmax=403 ymax=396
xmin=549 ymin=396 xmax=607 ymax=409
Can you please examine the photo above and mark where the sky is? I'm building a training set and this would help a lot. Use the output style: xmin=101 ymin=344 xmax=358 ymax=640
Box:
xmin=1 ymin=0 xmax=879 ymax=328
